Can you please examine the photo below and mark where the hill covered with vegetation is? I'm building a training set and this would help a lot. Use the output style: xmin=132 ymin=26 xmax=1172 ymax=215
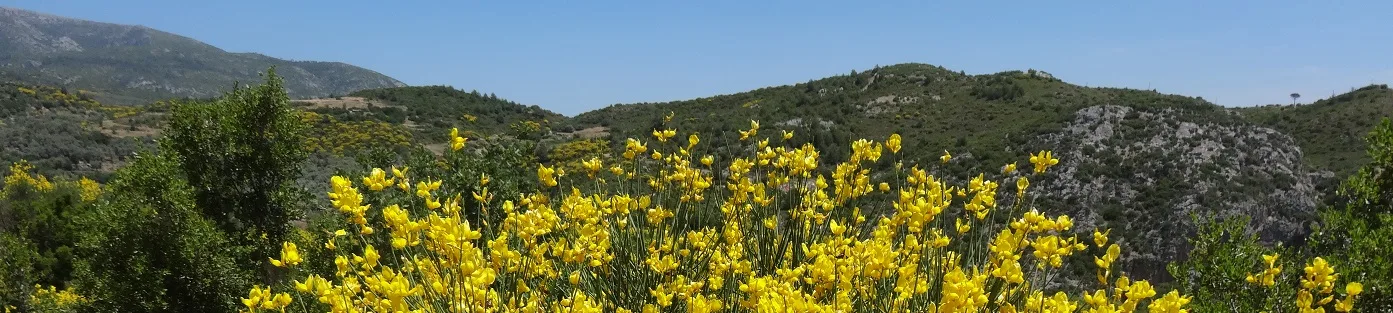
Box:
xmin=1237 ymin=84 xmax=1393 ymax=177
xmin=0 ymin=7 xmax=405 ymax=105
xmin=0 ymin=82 xmax=150 ymax=181
xmin=570 ymin=63 xmax=1333 ymax=282
xmin=344 ymin=86 xmax=565 ymax=140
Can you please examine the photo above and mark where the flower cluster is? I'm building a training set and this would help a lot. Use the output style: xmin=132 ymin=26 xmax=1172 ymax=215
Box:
xmin=76 ymin=177 xmax=101 ymax=202
xmin=25 ymin=285 xmax=87 ymax=312
xmin=450 ymin=127 xmax=468 ymax=151
xmin=240 ymin=285 xmax=292 ymax=312
xmin=1245 ymin=254 xmax=1282 ymax=287
xmin=1236 ymin=253 xmax=1363 ymax=312
xmin=3 ymin=160 xmax=54 ymax=195
xmin=1295 ymin=257 xmax=1360 ymax=313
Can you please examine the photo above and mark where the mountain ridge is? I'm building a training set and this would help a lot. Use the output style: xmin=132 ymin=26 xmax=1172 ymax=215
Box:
xmin=0 ymin=6 xmax=406 ymax=104
xmin=566 ymin=63 xmax=1335 ymax=283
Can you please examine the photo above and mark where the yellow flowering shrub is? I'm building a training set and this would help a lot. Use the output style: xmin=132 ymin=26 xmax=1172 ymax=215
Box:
xmin=3 ymin=161 xmax=102 ymax=202
xmin=26 ymin=285 xmax=86 ymax=313
xmin=1244 ymin=256 xmax=1365 ymax=313
xmin=97 ymin=104 xmax=139 ymax=119
xmin=300 ymin=111 xmax=413 ymax=155
xmin=249 ymin=121 xmax=1361 ymax=312
xmin=548 ymin=139 xmax=610 ymax=174
xmin=76 ymin=177 xmax=101 ymax=202
xmin=3 ymin=161 xmax=54 ymax=196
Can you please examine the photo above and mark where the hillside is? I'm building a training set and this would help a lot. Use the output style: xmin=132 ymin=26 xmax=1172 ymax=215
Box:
xmin=572 ymin=63 xmax=1323 ymax=282
xmin=0 ymin=82 xmax=150 ymax=180
xmin=1236 ymin=84 xmax=1393 ymax=178
xmin=341 ymin=86 xmax=566 ymax=140
xmin=0 ymin=7 xmax=405 ymax=104
xmin=0 ymin=80 xmax=567 ymax=182
xmin=572 ymin=65 xmax=1223 ymax=166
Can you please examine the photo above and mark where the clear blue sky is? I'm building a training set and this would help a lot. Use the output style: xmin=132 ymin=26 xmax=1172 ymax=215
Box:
xmin=7 ymin=1 xmax=1392 ymax=115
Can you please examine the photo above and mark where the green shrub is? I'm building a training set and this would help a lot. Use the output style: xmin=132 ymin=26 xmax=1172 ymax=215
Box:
xmin=0 ymin=162 xmax=96 ymax=310
xmin=1167 ymin=215 xmax=1289 ymax=312
xmin=0 ymin=233 xmax=40 ymax=310
xmin=73 ymin=153 xmax=250 ymax=312
xmin=163 ymin=67 xmax=308 ymax=272
xmin=1308 ymin=118 xmax=1393 ymax=311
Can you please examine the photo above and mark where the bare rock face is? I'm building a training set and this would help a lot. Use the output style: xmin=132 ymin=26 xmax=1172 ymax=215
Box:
xmin=1035 ymin=105 xmax=1321 ymax=281
xmin=0 ymin=6 xmax=406 ymax=103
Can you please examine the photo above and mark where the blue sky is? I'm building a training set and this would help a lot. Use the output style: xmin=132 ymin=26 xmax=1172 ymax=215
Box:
xmin=7 ymin=1 xmax=1392 ymax=115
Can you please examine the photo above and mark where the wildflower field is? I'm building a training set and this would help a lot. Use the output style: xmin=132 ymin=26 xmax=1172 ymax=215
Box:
xmin=243 ymin=120 xmax=1358 ymax=312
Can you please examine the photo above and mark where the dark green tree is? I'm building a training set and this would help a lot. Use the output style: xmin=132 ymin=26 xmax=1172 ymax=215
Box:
xmin=74 ymin=153 xmax=249 ymax=313
xmin=0 ymin=233 xmax=40 ymax=310
xmin=163 ymin=67 xmax=308 ymax=268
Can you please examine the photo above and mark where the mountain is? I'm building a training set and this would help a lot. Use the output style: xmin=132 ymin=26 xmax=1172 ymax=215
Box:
xmin=572 ymin=63 xmax=1326 ymax=283
xmin=0 ymin=7 xmax=405 ymax=105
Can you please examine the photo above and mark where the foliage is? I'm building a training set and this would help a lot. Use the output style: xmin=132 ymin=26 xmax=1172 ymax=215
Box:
xmin=25 ymin=284 xmax=87 ymax=313
xmin=970 ymin=75 xmax=1026 ymax=101
xmin=1 ymin=163 xmax=76 ymax=281
xmin=72 ymin=153 xmax=250 ymax=312
xmin=1167 ymin=216 xmax=1290 ymax=312
xmin=0 ymin=234 xmax=39 ymax=310
xmin=398 ymin=134 xmax=542 ymax=228
xmin=0 ymin=162 xmax=98 ymax=311
xmin=163 ymin=68 xmax=309 ymax=269
xmin=1168 ymin=214 xmax=1366 ymax=313
xmin=508 ymin=120 xmax=547 ymax=141
xmin=1307 ymin=117 xmax=1393 ymax=311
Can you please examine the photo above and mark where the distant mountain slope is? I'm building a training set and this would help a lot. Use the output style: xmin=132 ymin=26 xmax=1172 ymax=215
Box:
xmin=0 ymin=7 xmax=405 ymax=104
xmin=1236 ymin=84 xmax=1393 ymax=178
xmin=572 ymin=63 xmax=1322 ymax=283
